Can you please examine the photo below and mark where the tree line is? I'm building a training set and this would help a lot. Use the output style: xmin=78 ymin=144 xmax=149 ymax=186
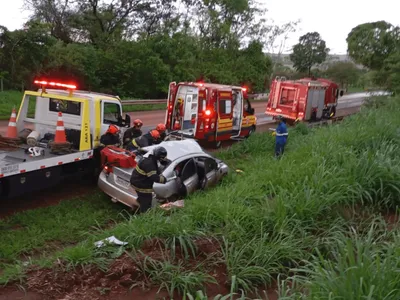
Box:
xmin=0 ymin=0 xmax=298 ymax=98
xmin=0 ymin=0 xmax=398 ymax=98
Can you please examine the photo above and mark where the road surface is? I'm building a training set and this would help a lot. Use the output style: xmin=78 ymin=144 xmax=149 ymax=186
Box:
xmin=0 ymin=92 xmax=386 ymax=135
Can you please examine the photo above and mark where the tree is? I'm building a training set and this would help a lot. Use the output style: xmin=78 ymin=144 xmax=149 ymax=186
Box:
xmin=346 ymin=21 xmax=400 ymax=70
xmin=325 ymin=61 xmax=362 ymax=88
xmin=289 ymin=32 xmax=329 ymax=76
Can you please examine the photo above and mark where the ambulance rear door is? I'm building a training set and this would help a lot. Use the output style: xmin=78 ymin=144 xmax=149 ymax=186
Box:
xmin=215 ymin=90 xmax=233 ymax=139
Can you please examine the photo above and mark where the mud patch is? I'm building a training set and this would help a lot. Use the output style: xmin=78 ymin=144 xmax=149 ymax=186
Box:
xmin=0 ymin=238 xmax=238 ymax=300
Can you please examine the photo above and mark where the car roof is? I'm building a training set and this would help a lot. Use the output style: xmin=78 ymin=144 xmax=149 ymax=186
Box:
xmin=142 ymin=140 xmax=209 ymax=161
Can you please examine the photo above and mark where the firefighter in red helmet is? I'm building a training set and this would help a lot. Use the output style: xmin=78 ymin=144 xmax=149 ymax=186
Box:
xmin=100 ymin=124 xmax=121 ymax=147
xmin=154 ymin=123 xmax=167 ymax=144
xmin=127 ymin=129 xmax=160 ymax=152
xmin=123 ymin=119 xmax=143 ymax=148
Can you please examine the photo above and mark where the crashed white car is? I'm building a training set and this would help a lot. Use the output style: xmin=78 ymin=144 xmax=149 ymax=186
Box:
xmin=97 ymin=139 xmax=229 ymax=209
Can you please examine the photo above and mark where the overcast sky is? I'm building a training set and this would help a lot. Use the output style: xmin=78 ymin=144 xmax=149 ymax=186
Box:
xmin=0 ymin=0 xmax=397 ymax=54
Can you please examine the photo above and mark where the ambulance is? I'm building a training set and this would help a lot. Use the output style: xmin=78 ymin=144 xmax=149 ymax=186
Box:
xmin=164 ymin=82 xmax=257 ymax=148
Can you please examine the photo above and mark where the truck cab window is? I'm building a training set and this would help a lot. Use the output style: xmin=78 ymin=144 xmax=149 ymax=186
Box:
xmin=103 ymin=102 xmax=121 ymax=125
xmin=49 ymin=99 xmax=81 ymax=116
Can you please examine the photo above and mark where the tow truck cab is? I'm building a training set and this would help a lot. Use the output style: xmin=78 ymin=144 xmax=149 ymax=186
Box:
xmin=16 ymin=88 xmax=131 ymax=149
xmin=0 ymin=81 xmax=131 ymax=199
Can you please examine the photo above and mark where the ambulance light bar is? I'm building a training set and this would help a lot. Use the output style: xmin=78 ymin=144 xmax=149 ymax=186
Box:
xmin=34 ymin=80 xmax=77 ymax=90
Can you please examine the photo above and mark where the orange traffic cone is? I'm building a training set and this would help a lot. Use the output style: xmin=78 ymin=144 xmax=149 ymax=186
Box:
xmin=54 ymin=111 xmax=67 ymax=143
xmin=6 ymin=107 xmax=18 ymax=138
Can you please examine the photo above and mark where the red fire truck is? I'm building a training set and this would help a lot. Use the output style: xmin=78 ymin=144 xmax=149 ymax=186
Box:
xmin=164 ymin=82 xmax=257 ymax=148
xmin=265 ymin=77 xmax=344 ymax=122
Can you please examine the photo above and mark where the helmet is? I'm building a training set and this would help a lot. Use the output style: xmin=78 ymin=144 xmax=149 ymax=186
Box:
xmin=156 ymin=123 xmax=166 ymax=132
xmin=153 ymin=146 xmax=167 ymax=161
xmin=133 ymin=119 xmax=143 ymax=127
xmin=177 ymin=97 xmax=183 ymax=104
xmin=150 ymin=129 xmax=160 ymax=139
xmin=107 ymin=124 xmax=120 ymax=135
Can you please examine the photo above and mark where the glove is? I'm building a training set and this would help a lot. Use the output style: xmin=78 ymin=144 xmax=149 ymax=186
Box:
xmin=272 ymin=131 xmax=276 ymax=136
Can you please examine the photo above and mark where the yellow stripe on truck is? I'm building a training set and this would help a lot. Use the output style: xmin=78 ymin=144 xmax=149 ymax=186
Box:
xmin=80 ymin=101 xmax=91 ymax=151
xmin=94 ymin=99 xmax=101 ymax=147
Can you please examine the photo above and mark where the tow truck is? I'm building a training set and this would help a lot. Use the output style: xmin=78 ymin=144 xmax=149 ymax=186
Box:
xmin=0 ymin=80 xmax=131 ymax=199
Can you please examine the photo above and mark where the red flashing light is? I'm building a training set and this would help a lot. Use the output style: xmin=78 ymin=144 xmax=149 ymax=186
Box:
xmin=103 ymin=165 xmax=113 ymax=174
xmin=242 ymin=87 xmax=247 ymax=92
xmin=204 ymin=109 xmax=211 ymax=116
xmin=34 ymin=80 xmax=77 ymax=90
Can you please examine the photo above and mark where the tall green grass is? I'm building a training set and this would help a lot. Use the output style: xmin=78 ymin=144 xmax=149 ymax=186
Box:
xmin=2 ymin=96 xmax=400 ymax=297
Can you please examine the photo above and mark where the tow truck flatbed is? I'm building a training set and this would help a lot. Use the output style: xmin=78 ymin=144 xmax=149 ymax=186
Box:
xmin=0 ymin=146 xmax=94 ymax=178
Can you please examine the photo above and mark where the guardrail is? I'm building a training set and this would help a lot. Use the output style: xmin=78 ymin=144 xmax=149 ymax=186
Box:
xmin=121 ymin=94 xmax=269 ymax=105
xmin=121 ymin=99 xmax=167 ymax=105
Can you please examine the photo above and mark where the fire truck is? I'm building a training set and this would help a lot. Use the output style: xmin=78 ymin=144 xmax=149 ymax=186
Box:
xmin=265 ymin=77 xmax=344 ymax=123
xmin=0 ymin=80 xmax=132 ymax=199
xmin=164 ymin=81 xmax=257 ymax=148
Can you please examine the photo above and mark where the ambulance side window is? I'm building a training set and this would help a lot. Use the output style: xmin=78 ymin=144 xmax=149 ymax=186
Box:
xmin=219 ymin=99 xmax=232 ymax=115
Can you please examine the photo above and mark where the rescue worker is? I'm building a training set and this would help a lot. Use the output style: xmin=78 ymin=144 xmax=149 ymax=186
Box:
xmin=274 ymin=115 xmax=288 ymax=158
xmin=154 ymin=123 xmax=167 ymax=144
xmin=130 ymin=146 xmax=173 ymax=213
xmin=126 ymin=129 xmax=160 ymax=152
xmin=123 ymin=119 xmax=143 ymax=148
xmin=100 ymin=124 xmax=121 ymax=147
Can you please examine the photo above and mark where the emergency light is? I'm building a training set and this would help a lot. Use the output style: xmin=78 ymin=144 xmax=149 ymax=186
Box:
xmin=34 ymin=80 xmax=77 ymax=90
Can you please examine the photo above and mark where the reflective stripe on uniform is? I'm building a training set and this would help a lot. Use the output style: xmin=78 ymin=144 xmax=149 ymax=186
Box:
xmin=131 ymin=184 xmax=153 ymax=193
xmin=132 ymin=139 xmax=139 ymax=147
xmin=276 ymin=133 xmax=288 ymax=136
xmin=135 ymin=165 xmax=147 ymax=176
xmin=136 ymin=166 xmax=165 ymax=183
xmin=147 ymin=170 xmax=157 ymax=177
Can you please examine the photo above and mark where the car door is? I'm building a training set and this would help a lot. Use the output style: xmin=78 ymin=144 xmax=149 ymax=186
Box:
xmin=180 ymin=158 xmax=199 ymax=195
xmin=197 ymin=156 xmax=219 ymax=189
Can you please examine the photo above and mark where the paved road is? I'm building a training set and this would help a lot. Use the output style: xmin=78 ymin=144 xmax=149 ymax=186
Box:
xmin=0 ymin=92 xmax=386 ymax=135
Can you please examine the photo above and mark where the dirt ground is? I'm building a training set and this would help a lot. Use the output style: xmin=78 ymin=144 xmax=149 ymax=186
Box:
xmin=0 ymin=238 xmax=279 ymax=300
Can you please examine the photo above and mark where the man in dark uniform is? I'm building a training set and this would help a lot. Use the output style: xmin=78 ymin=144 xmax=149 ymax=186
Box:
xmin=126 ymin=129 xmax=160 ymax=152
xmin=123 ymin=119 xmax=143 ymax=148
xmin=130 ymin=146 xmax=173 ymax=213
xmin=100 ymin=124 xmax=121 ymax=147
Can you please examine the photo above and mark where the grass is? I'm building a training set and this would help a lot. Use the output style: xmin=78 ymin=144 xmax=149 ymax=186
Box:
xmin=0 ymin=90 xmax=166 ymax=120
xmin=1 ymin=95 xmax=400 ymax=298
xmin=0 ymin=192 xmax=129 ymax=284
